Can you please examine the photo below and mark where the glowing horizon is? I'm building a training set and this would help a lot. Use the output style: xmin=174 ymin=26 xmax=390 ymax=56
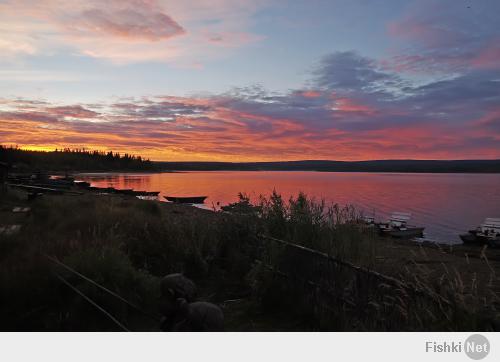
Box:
xmin=1 ymin=1 xmax=499 ymax=161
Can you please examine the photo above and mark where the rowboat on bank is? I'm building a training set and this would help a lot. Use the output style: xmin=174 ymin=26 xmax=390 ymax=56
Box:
xmin=133 ymin=190 xmax=160 ymax=196
xmin=164 ymin=196 xmax=207 ymax=204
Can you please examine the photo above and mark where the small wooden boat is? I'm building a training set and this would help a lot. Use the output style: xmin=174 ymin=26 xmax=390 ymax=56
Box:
xmin=377 ymin=212 xmax=425 ymax=238
xmin=88 ymin=186 xmax=116 ymax=193
xmin=460 ymin=218 xmax=500 ymax=247
xmin=133 ymin=190 xmax=160 ymax=196
xmin=164 ymin=196 xmax=207 ymax=204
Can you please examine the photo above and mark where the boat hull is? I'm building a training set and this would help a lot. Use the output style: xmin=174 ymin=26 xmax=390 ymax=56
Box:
xmin=164 ymin=196 xmax=207 ymax=204
xmin=381 ymin=227 xmax=425 ymax=238
xmin=459 ymin=232 xmax=482 ymax=244
xmin=488 ymin=238 xmax=500 ymax=248
xmin=460 ymin=232 xmax=500 ymax=247
xmin=133 ymin=191 xmax=160 ymax=196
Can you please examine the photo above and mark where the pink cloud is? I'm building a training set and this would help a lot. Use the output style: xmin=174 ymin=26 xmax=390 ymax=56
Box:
xmin=473 ymin=107 xmax=500 ymax=131
xmin=0 ymin=0 xmax=266 ymax=64
xmin=471 ymin=40 xmax=500 ymax=69
xmin=333 ymin=98 xmax=376 ymax=114
xmin=384 ymin=0 xmax=500 ymax=73
xmin=2 ymin=90 xmax=499 ymax=161
xmin=64 ymin=5 xmax=185 ymax=41
xmin=296 ymin=90 xmax=322 ymax=98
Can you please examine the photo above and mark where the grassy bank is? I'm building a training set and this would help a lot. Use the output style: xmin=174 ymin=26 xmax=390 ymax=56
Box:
xmin=0 ymin=188 xmax=499 ymax=331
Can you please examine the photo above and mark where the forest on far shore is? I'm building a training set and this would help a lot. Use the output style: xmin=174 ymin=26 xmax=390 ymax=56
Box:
xmin=2 ymin=146 xmax=500 ymax=173
xmin=0 ymin=146 xmax=158 ymax=172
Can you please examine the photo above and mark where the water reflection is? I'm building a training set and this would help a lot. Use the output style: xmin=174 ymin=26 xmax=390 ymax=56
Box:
xmin=77 ymin=171 xmax=500 ymax=244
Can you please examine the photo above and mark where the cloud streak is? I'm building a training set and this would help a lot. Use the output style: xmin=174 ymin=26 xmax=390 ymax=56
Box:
xmin=386 ymin=0 xmax=500 ymax=73
xmin=1 ymin=0 xmax=499 ymax=160
xmin=1 ymin=50 xmax=499 ymax=161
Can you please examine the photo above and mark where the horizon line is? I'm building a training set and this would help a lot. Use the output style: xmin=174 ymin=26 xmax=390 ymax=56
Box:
xmin=3 ymin=146 xmax=500 ymax=164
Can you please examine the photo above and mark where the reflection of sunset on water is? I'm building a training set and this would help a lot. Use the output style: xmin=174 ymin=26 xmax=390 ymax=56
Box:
xmin=78 ymin=171 xmax=500 ymax=244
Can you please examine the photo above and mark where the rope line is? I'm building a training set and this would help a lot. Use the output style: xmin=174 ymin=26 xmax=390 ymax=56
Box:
xmin=55 ymin=273 xmax=130 ymax=332
xmin=45 ymin=254 xmax=161 ymax=322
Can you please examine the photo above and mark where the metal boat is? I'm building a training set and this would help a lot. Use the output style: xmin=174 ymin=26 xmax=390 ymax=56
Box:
xmin=164 ymin=196 xmax=207 ymax=204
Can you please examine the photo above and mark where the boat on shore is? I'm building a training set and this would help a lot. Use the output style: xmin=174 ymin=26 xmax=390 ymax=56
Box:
xmin=133 ymin=190 xmax=160 ymax=196
xmin=460 ymin=218 xmax=500 ymax=247
xmin=74 ymin=181 xmax=91 ymax=188
xmin=164 ymin=196 xmax=207 ymax=204
xmin=377 ymin=212 xmax=425 ymax=238
xmin=362 ymin=215 xmax=376 ymax=226
xmin=84 ymin=185 xmax=159 ymax=197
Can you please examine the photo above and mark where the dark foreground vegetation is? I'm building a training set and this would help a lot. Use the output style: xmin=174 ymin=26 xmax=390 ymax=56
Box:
xmin=0 ymin=146 xmax=157 ymax=172
xmin=1 ymin=188 xmax=499 ymax=331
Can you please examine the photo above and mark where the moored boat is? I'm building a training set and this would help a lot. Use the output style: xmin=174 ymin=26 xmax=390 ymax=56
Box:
xmin=74 ymin=181 xmax=91 ymax=188
xmin=377 ymin=212 xmax=425 ymax=238
xmin=84 ymin=185 xmax=160 ymax=197
xmin=363 ymin=215 xmax=376 ymax=226
xmin=460 ymin=218 xmax=500 ymax=247
xmin=133 ymin=190 xmax=160 ymax=196
xmin=164 ymin=196 xmax=207 ymax=204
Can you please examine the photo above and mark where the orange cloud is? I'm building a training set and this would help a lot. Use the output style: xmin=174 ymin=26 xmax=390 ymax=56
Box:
xmin=296 ymin=90 xmax=322 ymax=98
xmin=334 ymin=98 xmax=376 ymax=114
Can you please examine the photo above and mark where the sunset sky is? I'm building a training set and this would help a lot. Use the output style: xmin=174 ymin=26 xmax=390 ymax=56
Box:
xmin=1 ymin=0 xmax=499 ymax=161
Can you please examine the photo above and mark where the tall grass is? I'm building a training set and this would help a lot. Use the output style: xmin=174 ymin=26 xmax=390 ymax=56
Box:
xmin=257 ymin=190 xmax=377 ymax=265
xmin=1 ymin=188 xmax=498 ymax=331
xmin=246 ymin=191 xmax=499 ymax=331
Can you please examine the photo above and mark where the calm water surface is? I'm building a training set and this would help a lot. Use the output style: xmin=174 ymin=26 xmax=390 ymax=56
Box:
xmin=77 ymin=171 xmax=500 ymax=244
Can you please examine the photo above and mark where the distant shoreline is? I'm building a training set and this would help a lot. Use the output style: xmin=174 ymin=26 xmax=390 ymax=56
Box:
xmin=79 ymin=170 xmax=500 ymax=175
xmin=153 ymin=159 xmax=500 ymax=173
xmin=3 ymin=147 xmax=499 ymax=173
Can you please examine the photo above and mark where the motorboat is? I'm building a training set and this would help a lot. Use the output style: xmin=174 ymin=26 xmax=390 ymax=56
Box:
xmin=377 ymin=212 xmax=425 ymax=238
xmin=460 ymin=218 xmax=500 ymax=247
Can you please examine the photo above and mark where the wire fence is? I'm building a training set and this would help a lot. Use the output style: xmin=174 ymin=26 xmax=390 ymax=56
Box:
xmin=256 ymin=235 xmax=464 ymax=331
xmin=43 ymin=235 xmax=477 ymax=331
xmin=45 ymin=254 xmax=161 ymax=332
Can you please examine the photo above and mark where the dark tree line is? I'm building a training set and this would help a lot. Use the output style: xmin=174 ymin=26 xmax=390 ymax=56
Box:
xmin=0 ymin=146 xmax=159 ymax=172
xmin=157 ymin=159 xmax=500 ymax=173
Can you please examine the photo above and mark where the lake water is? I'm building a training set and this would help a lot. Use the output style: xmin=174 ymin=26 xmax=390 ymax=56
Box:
xmin=77 ymin=171 xmax=500 ymax=244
